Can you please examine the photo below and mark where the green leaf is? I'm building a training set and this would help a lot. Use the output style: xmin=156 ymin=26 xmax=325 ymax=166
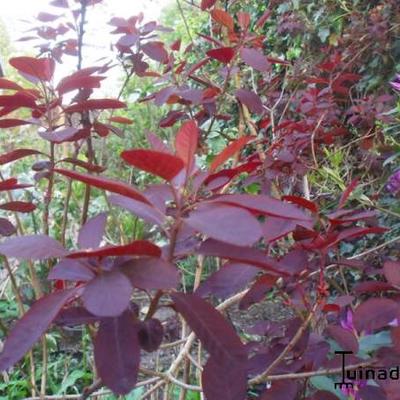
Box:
xmin=358 ymin=331 xmax=392 ymax=357
xmin=310 ymin=376 xmax=346 ymax=400
xmin=57 ymin=370 xmax=87 ymax=394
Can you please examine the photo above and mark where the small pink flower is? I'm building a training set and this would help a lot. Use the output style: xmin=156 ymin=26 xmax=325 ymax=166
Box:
xmin=341 ymin=379 xmax=367 ymax=400
xmin=390 ymin=74 xmax=400 ymax=91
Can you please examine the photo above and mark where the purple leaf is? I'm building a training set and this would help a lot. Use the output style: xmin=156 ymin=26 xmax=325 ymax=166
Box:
xmin=39 ymin=127 xmax=79 ymax=143
xmin=143 ymin=184 xmax=173 ymax=213
xmin=146 ymin=131 xmax=172 ymax=154
xmin=94 ymin=311 xmax=140 ymax=395
xmin=171 ymin=292 xmax=247 ymax=362
xmin=263 ymin=217 xmax=297 ymax=243
xmin=198 ymin=239 xmax=288 ymax=276
xmin=120 ymin=257 xmax=179 ymax=290
xmin=142 ymin=41 xmax=168 ymax=63
xmin=82 ymin=270 xmax=132 ymax=317
xmin=353 ymin=298 xmax=399 ymax=332
xmin=358 ymin=385 xmax=387 ymax=400
xmin=196 ymin=263 xmax=259 ymax=299
xmin=325 ymin=325 xmax=359 ymax=353
xmin=185 ymin=203 xmax=262 ymax=246
xmin=260 ymin=381 xmax=298 ymax=400
xmin=235 ymin=88 xmax=263 ymax=114
xmin=109 ymin=194 xmax=165 ymax=226
xmin=278 ymin=249 xmax=308 ymax=275
xmin=240 ymin=48 xmax=270 ymax=72
xmin=54 ymin=306 xmax=99 ymax=326
xmin=0 ymin=289 xmax=76 ymax=371
xmin=137 ymin=318 xmax=164 ymax=352
xmin=210 ymin=194 xmax=311 ymax=221
xmin=239 ymin=275 xmax=277 ymax=309
xmin=0 ymin=235 xmax=67 ymax=260
xmin=78 ymin=212 xmax=108 ymax=249
xmin=48 ymin=259 xmax=95 ymax=281
xmin=202 ymin=356 xmax=247 ymax=400
xmin=0 ymin=218 xmax=16 ymax=236
xmin=384 ymin=260 xmax=400 ymax=287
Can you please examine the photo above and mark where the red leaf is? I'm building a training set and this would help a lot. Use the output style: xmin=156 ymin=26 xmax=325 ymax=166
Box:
xmin=196 ymin=262 xmax=259 ymax=299
xmin=78 ymin=212 xmax=107 ymax=249
xmin=210 ymin=194 xmax=311 ymax=221
xmin=56 ymin=74 xmax=104 ymax=95
xmin=198 ymin=239 xmax=288 ymax=276
xmin=58 ymin=158 xmax=106 ymax=173
xmin=0 ymin=201 xmax=36 ymax=213
xmin=185 ymin=203 xmax=262 ymax=246
xmin=109 ymin=194 xmax=165 ymax=226
xmin=94 ymin=311 xmax=140 ymax=395
xmin=82 ymin=270 xmax=132 ymax=317
xmin=255 ymin=10 xmax=271 ymax=30
xmin=203 ymin=356 xmax=247 ymax=400
xmin=109 ymin=116 xmax=133 ymax=124
xmin=0 ymin=149 xmax=43 ymax=165
xmin=67 ymin=240 xmax=161 ymax=259
xmin=336 ymin=226 xmax=388 ymax=244
xmin=64 ymin=99 xmax=126 ymax=113
xmin=121 ymin=149 xmax=184 ymax=181
xmin=137 ymin=319 xmax=164 ymax=352
xmin=170 ymin=38 xmax=181 ymax=51
xmin=384 ymin=260 xmax=400 ymax=287
xmin=0 ymin=92 xmax=37 ymax=109
xmin=0 ymin=218 xmax=16 ymax=236
xmin=211 ymin=9 xmax=234 ymax=31
xmin=353 ymin=298 xmax=399 ymax=332
xmin=281 ymin=195 xmax=319 ymax=213
xmin=171 ymin=292 xmax=247 ymax=362
xmin=206 ymin=47 xmax=235 ymax=64
xmin=338 ymin=178 xmax=359 ymax=208
xmin=240 ymin=48 xmax=270 ymax=72
xmin=54 ymin=168 xmax=149 ymax=204
xmin=0 ymin=78 xmax=23 ymax=91
xmin=142 ymin=41 xmax=169 ymax=63
xmin=175 ymin=120 xmax=198 ymax=172
xmin=0 ymin=235 xmax=67 ymax=260
xmin=0 ymin=289 xmax=76 ymax=372
xmin=9 ymin=57 xmax=55 ymax=82
xmin=0 ymin=178 xmax=31 ymax=191
xmin=326 ymin=209 xmax=376 ymax=225
xmin=325 ymin=325 xmax=359 ymax=353
xmin=200 ymin=0 xmax=217 ymax=10
xmin=237 ymin=12 xmax=250 ymax=31
xmin=210 ymin=136 xmax=254 ymax=172
xmin=235 ymin=88 xmax=263 ymax=114
xmin=120 ymin=257 xmax=179 ymax=290
xmin=48 ymin=259 xmax=95 ymax=282
xmin=0 ymin=119 xmax=29 ymax=128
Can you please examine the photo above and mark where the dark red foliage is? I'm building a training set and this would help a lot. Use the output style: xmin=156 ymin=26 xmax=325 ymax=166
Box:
xmin=0 ymin=0 xmax=397 ymax=398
